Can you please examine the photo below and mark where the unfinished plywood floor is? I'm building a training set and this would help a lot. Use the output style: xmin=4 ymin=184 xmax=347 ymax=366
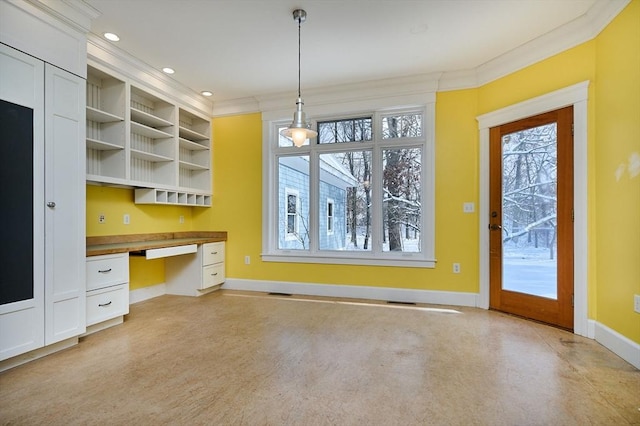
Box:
xmin=1 ymin=290 xmax=638 ymax=425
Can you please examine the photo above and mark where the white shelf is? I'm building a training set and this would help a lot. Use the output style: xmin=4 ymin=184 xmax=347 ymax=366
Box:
xmin=130 ymin=121 xmax=173 ymax=139
xmin=131 ymin=107 xmax=173 ymax=128
xmin=135 ymin=188 xmax=212 ymax=207
xmin=179 ymin=126 xmax=208 ymax=141
xmin=86 ymin=106 xmax=124 ymax=123
xmin=179 ymin=160 xmax=208 ymax=171
xmin=86 ymin=138 xmax=123 ymax=151
xmin=179 ymin=137 xmax=209 ymax=151
xmin=130 ymin=149 xmax=173 ymax=162
xmin=86 ymin=61 xmax=211 ymax=203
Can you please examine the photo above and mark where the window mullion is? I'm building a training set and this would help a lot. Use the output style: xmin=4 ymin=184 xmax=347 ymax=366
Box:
xmin=308 ymin=149 xmax=320 ymax=254
xmin=370 ymin=116 xmax=383 ymax=255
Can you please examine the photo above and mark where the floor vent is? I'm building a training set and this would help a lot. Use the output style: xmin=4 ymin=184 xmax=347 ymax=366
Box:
xmin=268 ymin=292 xmax=292 ymax=297
xmin=387 ymin=301 xmax=417 ymax=306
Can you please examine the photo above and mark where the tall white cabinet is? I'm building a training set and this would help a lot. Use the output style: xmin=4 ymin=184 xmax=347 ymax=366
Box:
xmin=0 ymin=0 xmax=91 ymax=365
xmin=0 ymin=44 xmax=86 ymax=362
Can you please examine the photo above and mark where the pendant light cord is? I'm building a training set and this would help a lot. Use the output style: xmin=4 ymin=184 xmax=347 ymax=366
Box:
xmin=297 ymin=17 xmax=302 ymax=99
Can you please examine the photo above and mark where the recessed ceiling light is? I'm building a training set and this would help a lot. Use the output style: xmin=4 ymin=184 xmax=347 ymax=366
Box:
xmin=201 ymin=91 xmax=213 ymax=97
xmin=162 ymin=67 xmax=175 ymax=74
xmin=103 ymin=32 xmax=120 ymax=42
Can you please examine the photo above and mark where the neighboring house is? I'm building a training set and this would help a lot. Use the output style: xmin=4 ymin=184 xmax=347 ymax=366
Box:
xmin=279 ymin=155 xmax=358 ymax=250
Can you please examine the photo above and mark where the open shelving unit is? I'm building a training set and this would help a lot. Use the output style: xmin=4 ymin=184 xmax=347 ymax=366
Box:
xmin=86 ymin=65 xmax=126 ymax=183
xmin=85 ymin=60 xmax=212 ymax=207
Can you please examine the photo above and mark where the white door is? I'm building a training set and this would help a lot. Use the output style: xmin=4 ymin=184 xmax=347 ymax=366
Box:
xmin=0 ymin=45 xmax=46 ymax=360
xmin=44 ymin=64 xmax=86 ymax=344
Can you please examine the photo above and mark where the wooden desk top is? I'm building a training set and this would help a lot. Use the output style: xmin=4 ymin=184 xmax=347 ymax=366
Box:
xmin=86 ymin=231 xmax=227 ymax=256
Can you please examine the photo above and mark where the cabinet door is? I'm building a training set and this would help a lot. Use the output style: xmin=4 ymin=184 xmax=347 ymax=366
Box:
xmin=0 ymin=45 xmax=46 ymax=361
xmin=44 ymin=64 xmax=86 ymax=344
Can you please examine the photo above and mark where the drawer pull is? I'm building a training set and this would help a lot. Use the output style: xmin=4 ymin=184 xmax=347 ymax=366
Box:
xmin=98 ymin=268 xmax=112 ymax=274
xmin=211 ymin=251 xmax=218 ymax=255
xmin=211 ymin=273 xmax=218 ymax=276
xmin=98 ymin=301 xmax=112 ymax=307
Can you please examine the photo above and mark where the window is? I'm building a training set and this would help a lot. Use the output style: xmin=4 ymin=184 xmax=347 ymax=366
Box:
xmin=326 ymin=198 xmax=334 ymax=235
xmin=264 ymin=97 xmax=435 ymax=268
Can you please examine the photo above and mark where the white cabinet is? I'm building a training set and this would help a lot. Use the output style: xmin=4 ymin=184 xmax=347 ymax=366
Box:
xmin=85 ymin=57 xmax=213 ymax=204
xmin=85 ymin=254 xmax=129 ymax=331
xmin=165 ymin=242 xmax=225 ymax=297
xmin=0 ymin=44 xmax=86 ymax=362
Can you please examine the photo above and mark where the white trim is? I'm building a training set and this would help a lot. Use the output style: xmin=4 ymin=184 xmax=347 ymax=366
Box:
xmin=0 ymin=337 xmax=78 ymax=373
xmin=476 ymin=81 xmax=590 ymax=337
xmin=594 ymin=321 xmax=640 ymax=369
xmin=129 ymin=283 xmax=166 ymax=304
xmin=222 ymin=278 xmax=478 ymax=307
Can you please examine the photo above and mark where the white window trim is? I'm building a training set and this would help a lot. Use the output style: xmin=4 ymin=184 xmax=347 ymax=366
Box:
xmin=263 ymin=92 xmax=436 ymax=268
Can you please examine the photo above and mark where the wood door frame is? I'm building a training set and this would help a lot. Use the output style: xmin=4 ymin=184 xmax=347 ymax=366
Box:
xmin=476 ymin=81 xmax=590 ymax=337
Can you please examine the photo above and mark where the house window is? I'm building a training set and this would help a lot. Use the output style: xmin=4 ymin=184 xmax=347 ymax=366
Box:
xmin=327 ymin=198 xmax=334 ymax=235
xmin=264 ymin=98 xmax=435 ymax=268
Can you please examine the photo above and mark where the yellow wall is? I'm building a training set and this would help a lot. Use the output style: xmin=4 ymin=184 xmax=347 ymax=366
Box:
xmin=87 ymin=2 xmax=640 ymax=343
xmin=594 ymin=0 xmax=640 ymax=341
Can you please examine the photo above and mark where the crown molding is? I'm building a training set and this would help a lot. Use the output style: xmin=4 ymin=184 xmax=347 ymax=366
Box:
xmin=87 ymin=33 xmax=213 ymax=116
xmin=214 ymin=0 xmax=630 ymax=116
xmin=474 ymin=0 xmax=630 ymax=87
xmin=25 ymin=0 xmax=100 ymax=33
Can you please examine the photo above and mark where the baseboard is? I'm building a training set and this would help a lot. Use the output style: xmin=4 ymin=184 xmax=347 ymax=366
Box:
xmin=594 ymin=321 xmax=640 ymax=369
xmin=0 ymin=337 xmax=78 ymax=372
xmin=130 ymin=283 xmax=166 ymax=304
xmin=222 ymin=278 xmax=479 ymax=307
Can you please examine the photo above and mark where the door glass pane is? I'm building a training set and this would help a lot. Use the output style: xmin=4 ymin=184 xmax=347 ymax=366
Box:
xmin=502 ymin=123 xmax=558 ymax=299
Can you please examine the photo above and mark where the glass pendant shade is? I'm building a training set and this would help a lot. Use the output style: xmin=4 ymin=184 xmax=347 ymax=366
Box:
xmin=280 ymin=97 xmax=317 ymax=147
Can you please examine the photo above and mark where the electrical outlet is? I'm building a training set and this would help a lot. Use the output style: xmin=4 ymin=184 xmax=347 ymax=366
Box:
xmin=463 ymin=202 xmax=475 ymax=213
xmin=453 ymin=263 xmax=461 ymax=274
xmin=179 ymin=215 xmax=184 ymax=224
xmin=123 ymin=214 xmax=130 ymax=225
xmin=634 ymin=295 xmax=640 ymax=314
xmin=244 ymin=255 xmax=251 ymax=265
xmin=98 ymin=214 xmax=105 ymax=224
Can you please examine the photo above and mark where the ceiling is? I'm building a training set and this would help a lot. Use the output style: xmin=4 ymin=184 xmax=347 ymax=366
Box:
xmin=84 ymin=0 xmax=601 ymax=104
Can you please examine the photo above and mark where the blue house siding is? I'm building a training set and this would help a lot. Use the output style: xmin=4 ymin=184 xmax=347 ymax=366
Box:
xmin=278 ymin=162 xmax=350 ymax=251
xmin=319 ymin=182 xmax=347 ymax=250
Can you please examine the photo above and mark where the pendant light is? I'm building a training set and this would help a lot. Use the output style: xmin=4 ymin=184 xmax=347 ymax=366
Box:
xmin=280 ymin=9 xmax=317 ymax=147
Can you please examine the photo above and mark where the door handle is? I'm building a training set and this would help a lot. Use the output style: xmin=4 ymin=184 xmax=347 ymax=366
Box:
xmin=489 ymin=224 xmax=502 ymax=231
xmin=47 ymin=202 xmax=56 ymax=208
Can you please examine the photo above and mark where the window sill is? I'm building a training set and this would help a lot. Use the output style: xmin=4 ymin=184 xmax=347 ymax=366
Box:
xmin=261 ymin=253 xmax=436 ymax=268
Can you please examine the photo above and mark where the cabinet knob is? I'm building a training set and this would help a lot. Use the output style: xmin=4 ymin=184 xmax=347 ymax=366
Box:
xmin=47 ymin=202 xmax=56 ymax=208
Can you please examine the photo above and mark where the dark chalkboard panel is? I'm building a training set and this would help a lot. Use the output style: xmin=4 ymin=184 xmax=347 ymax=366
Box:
xmin=0 ymin=99 xmax=34 ymax=305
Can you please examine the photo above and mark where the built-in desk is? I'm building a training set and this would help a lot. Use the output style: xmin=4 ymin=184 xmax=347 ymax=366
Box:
xmin=86 ymin=231 xmax=227 ymax=256
xmin=85 ymin=231 xmax=227 ymax=333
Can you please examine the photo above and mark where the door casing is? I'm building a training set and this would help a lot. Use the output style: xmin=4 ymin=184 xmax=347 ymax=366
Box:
xmin=476 ymin=81 xmax=590 ymax=337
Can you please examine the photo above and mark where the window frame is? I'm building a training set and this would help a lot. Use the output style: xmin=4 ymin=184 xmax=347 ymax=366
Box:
xmin=263 ymin=93 xmax=436 ymax=268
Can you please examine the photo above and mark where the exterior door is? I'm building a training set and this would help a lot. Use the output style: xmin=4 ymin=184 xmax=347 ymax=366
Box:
xmin=489 ymin=107 xmax=574 ymax=330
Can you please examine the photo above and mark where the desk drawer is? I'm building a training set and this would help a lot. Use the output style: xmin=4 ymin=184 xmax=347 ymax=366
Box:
xmin=86 ymin=283 xmax=129 ymax=326
xmin=202 ymin=263 xmax=225 ymax=289
xmin=86 ymin=253 xmax=129 ymax=291
xmin=202 ymin=242 xmax=224 ymax=266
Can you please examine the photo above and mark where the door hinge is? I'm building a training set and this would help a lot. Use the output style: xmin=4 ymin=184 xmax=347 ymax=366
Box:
xmin=572 ymin=294 xmax=574 ymax=307
xmin=572 ymin=209 xmax=575 ymax=222
xmin=571 ymin=123 xmax=574 ymax=135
